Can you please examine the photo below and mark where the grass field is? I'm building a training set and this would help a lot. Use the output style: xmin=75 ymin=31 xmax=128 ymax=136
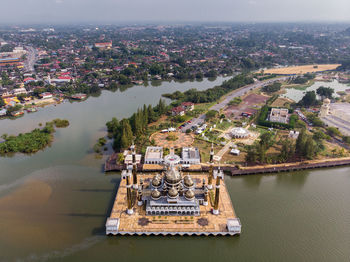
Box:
xmin=264 ymin=64 xmax=340 ymax=75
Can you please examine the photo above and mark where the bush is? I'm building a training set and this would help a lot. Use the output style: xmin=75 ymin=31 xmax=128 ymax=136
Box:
xmin=53 ymin=119 xmax=70 ymax=128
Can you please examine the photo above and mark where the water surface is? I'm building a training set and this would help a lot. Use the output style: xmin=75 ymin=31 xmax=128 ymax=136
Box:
xmin=0 ymin=77 xmax=349 ymax=261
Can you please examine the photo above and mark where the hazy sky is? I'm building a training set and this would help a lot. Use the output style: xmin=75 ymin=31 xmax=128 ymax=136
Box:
xmin=1 ymin=0 xmax=350 ymax=24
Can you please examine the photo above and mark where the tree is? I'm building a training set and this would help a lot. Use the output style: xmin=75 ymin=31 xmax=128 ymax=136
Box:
xmin=261 ymin=82 xmax=282 ymax=93
xmin=327 ymin=127 xmax=341 ymax=137
xmin=304 ymin=137 xmax=316 ymax=159
xmin=299 ymin=91 xmax=317 ymax=107
xmin=149 ymin=63 xmax=163 ymax=75
xmin=106 ymin=117 xmax=119 ymax=133
xmin=206 ymin=110 xmax=218 ymax=119
xmin=316 ymin=86 xmax=334 ymax=99
xmin=279 ymin=138 xmax=295 ymax=162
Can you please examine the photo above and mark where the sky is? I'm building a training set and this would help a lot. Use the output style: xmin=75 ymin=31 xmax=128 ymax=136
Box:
xmin=1 ymin=0 xmax=350 ymax=24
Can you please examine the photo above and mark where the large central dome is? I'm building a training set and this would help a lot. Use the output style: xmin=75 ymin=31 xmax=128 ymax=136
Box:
xmin=165 ymin=167 xmax=182 ymax=185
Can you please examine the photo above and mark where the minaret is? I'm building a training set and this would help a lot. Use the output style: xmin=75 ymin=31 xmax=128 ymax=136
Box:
xmin=203 ymin=187 xmax=209 ymax=206
xmin=137 ymin=178 xmax=144 ymax=206
xmin=213 ymin=167 xmax=224 ymax=215
xmin=131 ymin=143 xmax=138 ymax=189
xmin=126 ymin=169 xmax=134 ymax=215
xmin=208 ymin=143 xmax=214 ymax=190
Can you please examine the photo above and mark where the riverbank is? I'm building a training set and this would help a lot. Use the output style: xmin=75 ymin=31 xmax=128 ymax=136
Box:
xmin=0 ymin=76 xmax=230 ymax=122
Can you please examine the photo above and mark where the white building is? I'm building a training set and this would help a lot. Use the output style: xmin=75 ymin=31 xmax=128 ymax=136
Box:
xmin=12 ymin=87 xmax=27 ymax=95
xmin=289 ymin=130 xmax=300 ymax=139
xmin=144 ymin=147 xmax=163 ymax=164
xmin=269 ymin=108 xmax=289 ymax=123
xmin=181 ymin=147 xmax=201 ymax=165
xmin=231 ymin=127 xmax=250 ymax=139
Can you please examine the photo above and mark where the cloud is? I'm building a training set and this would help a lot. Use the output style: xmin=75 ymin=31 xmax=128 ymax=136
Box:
xmin=248 ymin=0 xmax=257 ymax=5
xmin=55 ymin=0 xmax=64 ymax=4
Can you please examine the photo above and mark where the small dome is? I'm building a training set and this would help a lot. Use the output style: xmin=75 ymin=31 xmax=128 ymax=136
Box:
xmin=151 ymin=189 xmax=161 ymax=200
xmin=165 ymin=167 xmax=182 ymax=185
xmin=324 ymin=98 xmax=330 ymax=104
xmin=152 ymin=177 xmax=161 ymax=187
xmin=183 ymin=175 xmax=194 ymax=188
xmin=168 ymin=187 xmax=179 ymax=198
xmin=185 ymin=189 xmax=195 ymax=200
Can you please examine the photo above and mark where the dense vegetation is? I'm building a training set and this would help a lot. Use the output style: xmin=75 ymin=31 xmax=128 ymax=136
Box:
xmin=316 ymin=86 xmax=334 ymax=99
xmin=53 ymin=119 xmax=70 ymax=128
xmin=261 ymin=82 xmax=282 ymax=93
xmin=245 ymin=127 xmax=324 ymax=164
xmin=0 ymin=119 xmax=69 ymax=155
xmin=106 ymin=99 xmax=169 ymax=151
xmin=298 ymin=91 xmax=319 ymax=107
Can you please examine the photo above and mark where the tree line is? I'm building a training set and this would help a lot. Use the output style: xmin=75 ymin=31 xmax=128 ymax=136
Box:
xmin=106 ymin=99 xmax=168 ymax=151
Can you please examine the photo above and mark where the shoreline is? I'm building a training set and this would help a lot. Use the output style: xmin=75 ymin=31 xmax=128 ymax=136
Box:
xmin=0 ymin=75 xmax=231 ymax=122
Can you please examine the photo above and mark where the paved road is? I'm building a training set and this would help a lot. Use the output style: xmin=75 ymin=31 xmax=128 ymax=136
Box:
xmin=24 ymin=46 xmax=38 ymax=72
xmin=182 ymin=77 xmax=289 ymax=132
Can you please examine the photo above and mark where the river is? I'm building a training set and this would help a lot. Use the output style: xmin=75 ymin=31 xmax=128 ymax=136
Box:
xmin=0 ymin=77 xmax=349 ymax=262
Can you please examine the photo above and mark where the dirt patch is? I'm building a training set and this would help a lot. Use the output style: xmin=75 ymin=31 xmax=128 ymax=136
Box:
xmin=224 ymin=93 xmax=269 ymax=120
xmin=264 ymin=64 xmax=340 ymax=75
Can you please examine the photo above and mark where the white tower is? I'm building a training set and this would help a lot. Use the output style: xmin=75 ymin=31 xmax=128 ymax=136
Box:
xmin=319 ymin=98 xmax=330 ymax=118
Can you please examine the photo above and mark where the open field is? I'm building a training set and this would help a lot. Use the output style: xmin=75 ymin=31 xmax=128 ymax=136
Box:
xmin=224 ymin=93 xmax=269 ymax=120
xmin=270 ymin=97 xmax=294 ymax=107
xmin=264 ymin=64 xmax=340 ymax=75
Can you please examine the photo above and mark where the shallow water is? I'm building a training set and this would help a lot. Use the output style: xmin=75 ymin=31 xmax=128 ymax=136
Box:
xmin=282 ymin=80 xmax=349 ymax=102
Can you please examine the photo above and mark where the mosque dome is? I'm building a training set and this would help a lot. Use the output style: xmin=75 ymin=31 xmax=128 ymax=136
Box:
xmin=185 ymin=189 xmax=195 ymax=200
xmin=151 ymin=189 xmax=161 ymax=200
xmin=152 ymin=177 xmax=161 ymax=188
xmin=183 ymin=175 xmax=194 ymax=188
xmin=165 ymin=167 xmax=182 ymax=185
xmin=168 ymin=187 xmax=179 ymax=198
xmin=324 ymin=98 xmax=331 ymax=104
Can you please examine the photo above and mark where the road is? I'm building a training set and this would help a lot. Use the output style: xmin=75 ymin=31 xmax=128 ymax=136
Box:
xmin=24 ymin=46 xmax=38 ymax=72
xmin=182 ymin=77 xmax=289 ymax=132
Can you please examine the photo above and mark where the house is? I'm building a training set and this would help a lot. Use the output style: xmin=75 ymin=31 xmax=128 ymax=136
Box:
xmin=230 ymin=149 xmax=240 ymax=155
xmin=12 ymin=87 xmax=27 ymax=95
xmin=95 ymin=42 xmax=112 ymax=49
xmin=172 ymin=106 xmax=185 ymax=116
xmin=144 ymin=146 xmax=163 ymax=164
xmin=23 ymin=77 xmax=36 ymax=84
xmin=181 ymin=102 xmax=194 ymax=111
xmin=181 ymin=147 xmax=201 ymax=165
xmin=39 ymin=92 xmax=53 ymax=99
xmin=289 ymin=130 xmax=300 ymax=139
